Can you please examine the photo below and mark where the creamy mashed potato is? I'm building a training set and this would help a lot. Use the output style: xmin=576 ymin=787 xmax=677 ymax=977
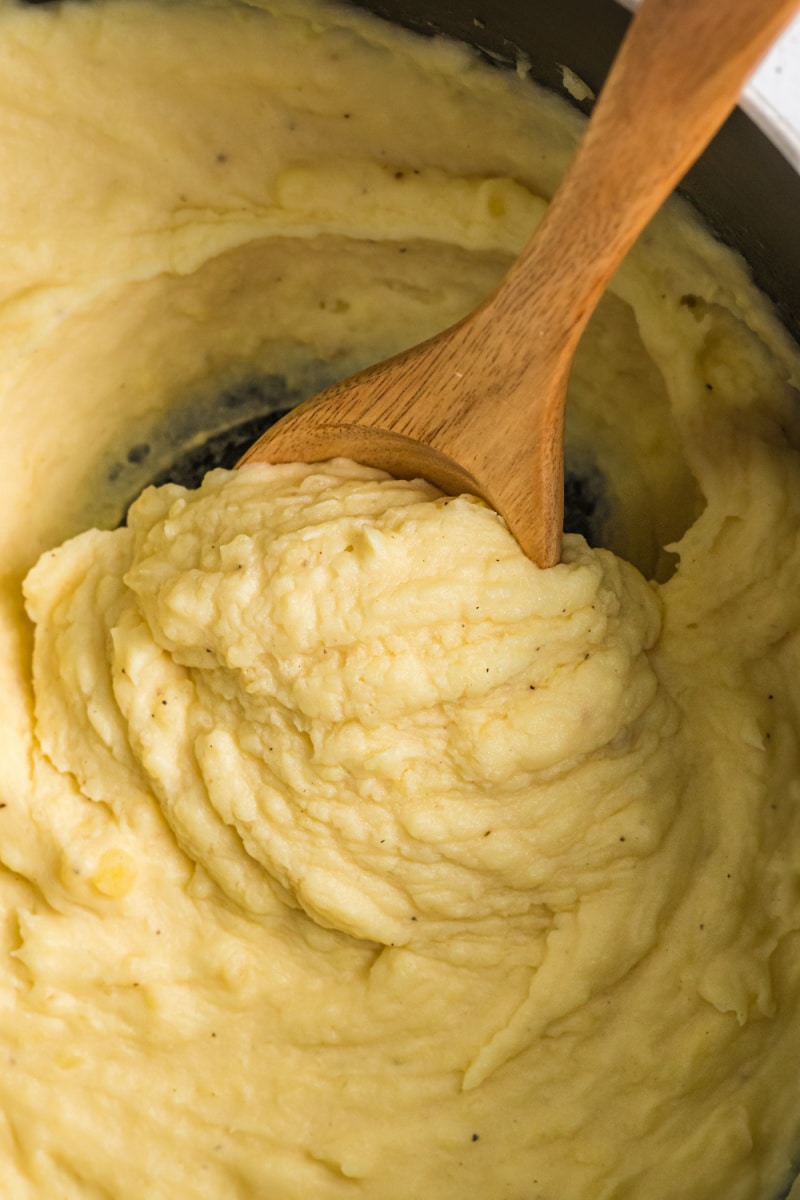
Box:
xmin=1 ymin=0 xmax=800 ymax=1196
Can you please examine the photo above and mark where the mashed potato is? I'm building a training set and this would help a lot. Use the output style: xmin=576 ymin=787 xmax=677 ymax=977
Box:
xmin=1 ymin=0 xmax=800 ymax=1196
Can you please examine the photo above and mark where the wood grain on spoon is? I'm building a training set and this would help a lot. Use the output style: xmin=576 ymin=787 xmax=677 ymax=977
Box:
xmin=239 ymin=0 xmax=799 ymax=567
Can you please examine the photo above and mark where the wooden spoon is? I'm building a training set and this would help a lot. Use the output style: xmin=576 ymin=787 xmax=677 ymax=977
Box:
xmin=239 ymin=0 xmax=798 ymax=567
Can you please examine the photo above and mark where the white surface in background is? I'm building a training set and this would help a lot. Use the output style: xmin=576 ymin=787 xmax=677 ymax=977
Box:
xmin=748 ymin=12 xmax=800 ymax=169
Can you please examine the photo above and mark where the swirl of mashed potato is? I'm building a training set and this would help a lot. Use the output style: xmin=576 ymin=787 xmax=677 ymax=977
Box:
xmin=0 ymin=0 xmax=799 ymax=1196
xmin=25 ymin=459 xmax=679 ymax=1088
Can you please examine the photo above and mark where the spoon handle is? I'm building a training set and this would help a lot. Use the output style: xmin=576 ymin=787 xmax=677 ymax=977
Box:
xmin=436 ymin=0 xmax=800 ymax=565
xmin=493 ymin=0 xmax=799 ymax=357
